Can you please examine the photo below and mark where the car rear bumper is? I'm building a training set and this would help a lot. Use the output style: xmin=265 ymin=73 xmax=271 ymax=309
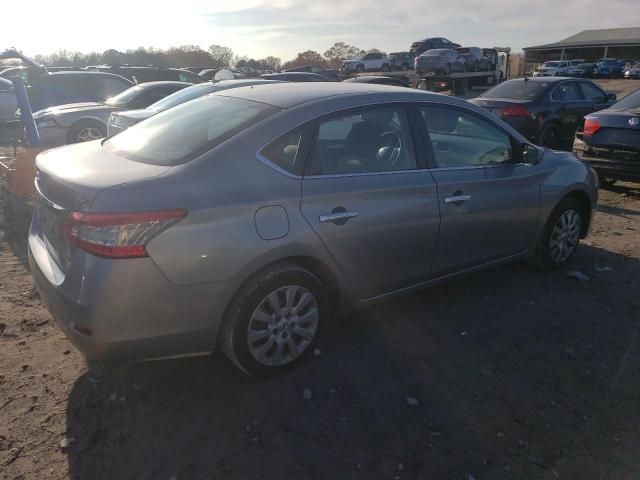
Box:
xmin=28 ymin=231 xmax=231 ymax=363
xmin=573 ymin=139 xmax=640 ymax=181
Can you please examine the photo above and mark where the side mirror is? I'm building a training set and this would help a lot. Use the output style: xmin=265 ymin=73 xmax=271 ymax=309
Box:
xmin=606 ymin=93 xmax=617 ymax=102
xmin=522 ymin=143 xmax=540 ymax=164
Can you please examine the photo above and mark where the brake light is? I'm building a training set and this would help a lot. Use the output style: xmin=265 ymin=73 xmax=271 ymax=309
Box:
xmin=500 ymin=105 xmax=530 ymax=117
xmin=64 ymin=209 xmax=187 ymax=259
xmin=583 ymin=117 xmax=601 ymax=136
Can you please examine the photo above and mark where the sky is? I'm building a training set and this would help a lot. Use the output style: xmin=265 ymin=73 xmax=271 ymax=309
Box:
xmin=4 ymin=0 xmax=640 ymax=60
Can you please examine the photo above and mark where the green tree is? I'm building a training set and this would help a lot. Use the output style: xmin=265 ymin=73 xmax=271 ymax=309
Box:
xmin=208 ymin=44 xmax=234 ymax=68
xmin=282 ymin=50 xmax=329 ymax=70
xmin=323 ymin=42 xmax=361 ymax=69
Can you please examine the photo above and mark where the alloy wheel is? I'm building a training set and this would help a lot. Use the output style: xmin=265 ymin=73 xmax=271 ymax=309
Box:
xmin=247 ymin=285 xmax=319 ymax=366
xmin=549 ymin=209 xmax=581 ymax=263
xmin=76 ymin=127 xmax=104 ymax=142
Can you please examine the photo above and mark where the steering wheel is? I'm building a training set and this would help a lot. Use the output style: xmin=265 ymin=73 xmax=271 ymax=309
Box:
xmin=378 ymin=131 xmax=402 ymax=167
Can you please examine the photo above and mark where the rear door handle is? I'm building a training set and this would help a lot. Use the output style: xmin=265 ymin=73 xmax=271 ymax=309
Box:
xmin=444 ymin=194 xmax=472 ymax=204
xmin=319 ymin=211 xmax=359 ymax=223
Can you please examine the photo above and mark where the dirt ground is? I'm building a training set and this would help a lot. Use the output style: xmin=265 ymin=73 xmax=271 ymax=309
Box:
xmin=0 ymin=179 xmax=639 ymax=480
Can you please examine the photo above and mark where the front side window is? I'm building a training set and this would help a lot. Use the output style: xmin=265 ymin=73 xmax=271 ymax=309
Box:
xmin=260 ymin=129 xmax=304 ymax=175
xmin=551 ymin=82 xmax=582 ymax=101
xmin=421 ymin=107 xmax=512 ymax=168
xmin=309 ymin=107 xmax=417 ymax=175
xmin=104 ymin=95 xmax=276 ymax=165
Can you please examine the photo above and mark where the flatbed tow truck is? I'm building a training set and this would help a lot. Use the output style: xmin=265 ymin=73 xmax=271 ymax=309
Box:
xmin=350 ymin=47 xmax=511 ymax=96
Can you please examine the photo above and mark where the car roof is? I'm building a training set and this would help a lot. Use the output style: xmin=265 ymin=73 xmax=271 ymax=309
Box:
xmin=214 ymin=79 xmax=284 ymax=88
xmin=213 ymin=82 xmax=465 ymax=109
xmin=519 ymin=77 xmax=573 ymax=83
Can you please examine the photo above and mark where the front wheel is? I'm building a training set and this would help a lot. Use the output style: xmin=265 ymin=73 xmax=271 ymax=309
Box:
xmin=531 ymin=198 xmax=584 ymax=270
xmin=219 ymin=263 xmax=329 ymax=377
xmin=355 ymin=65 xmax=364 ymax=74
xmin=68 ymin=120 xmax=107 ymax=144
xmin=381 ymin=64 xmax=390 ymax=72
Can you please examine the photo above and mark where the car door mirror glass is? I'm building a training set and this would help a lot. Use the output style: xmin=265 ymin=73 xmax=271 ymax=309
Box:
xmin=522 ymin=144 xmax=540 ymax=164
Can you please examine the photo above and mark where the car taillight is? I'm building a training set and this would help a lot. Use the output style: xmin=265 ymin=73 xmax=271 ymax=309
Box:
xmin=500 ymin=105 xmax=530 ymax=117
xmin=64 ymin=209 xmax=187 ymax=259
xmin=583 ymin=117 xmax=601 ymax=136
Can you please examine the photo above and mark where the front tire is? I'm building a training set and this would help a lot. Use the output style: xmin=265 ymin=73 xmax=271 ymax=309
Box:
xmin=219 ymin=263 xmax=329 ymax=377
xmin=531 ymin=198 xmax=584 ymax=270
xmin=539 ymin=123 xmax=561 ymax=149
xmin=355 ymin=65 xmax=364 ymax=74
xmin=68 ymin=120 xmax=107 ymax=144
xmin=381 ymin=64 xmax=390 ymax=72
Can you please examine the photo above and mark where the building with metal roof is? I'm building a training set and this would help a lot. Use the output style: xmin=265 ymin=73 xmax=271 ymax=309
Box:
xmin=523 ymin=27 xmax=640 ymax=71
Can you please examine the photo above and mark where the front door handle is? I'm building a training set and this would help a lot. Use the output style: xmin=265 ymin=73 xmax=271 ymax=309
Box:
xmin=444 ymin=194 xmax=472 ymax=205
xmin=319 ymin=211 xmax=359 ymax=224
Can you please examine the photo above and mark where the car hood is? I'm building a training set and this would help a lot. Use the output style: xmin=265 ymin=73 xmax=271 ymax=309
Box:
xmin=33 ymin=102 xmax=115 ymax=118
xmin=112 ymin=109 xmax=155 ymax=121
xmin=626 ymin=68 xmax=640 ymax=73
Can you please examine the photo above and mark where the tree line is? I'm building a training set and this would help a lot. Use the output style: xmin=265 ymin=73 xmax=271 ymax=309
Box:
xmin=29 ymin=42 xmax=382 ymax=71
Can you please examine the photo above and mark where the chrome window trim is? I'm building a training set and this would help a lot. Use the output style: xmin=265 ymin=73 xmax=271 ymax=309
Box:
xmin=304 ymin=168 xmax=430 ymax=180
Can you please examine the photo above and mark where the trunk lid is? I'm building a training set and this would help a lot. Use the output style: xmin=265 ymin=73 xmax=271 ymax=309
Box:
xmin=33 ymin=141 xmax=171 ymax=271
xmin=469 ymin=98 xmax=533 ymax=117
xmin=586 ymin=109 xmax=640 ymax=152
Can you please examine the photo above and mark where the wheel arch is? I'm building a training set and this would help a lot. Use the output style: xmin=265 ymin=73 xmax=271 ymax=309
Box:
xmin=67 ymin=117 xmax=108 ymax=143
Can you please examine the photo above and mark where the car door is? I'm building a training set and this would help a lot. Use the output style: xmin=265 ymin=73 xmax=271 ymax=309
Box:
xmin=418 ymin=105 xmax=541 ymax=275
xmin=550 ymin=80 xmax=589 ymax=142
xmin=300 ymin=105 xmax=440 ymax=299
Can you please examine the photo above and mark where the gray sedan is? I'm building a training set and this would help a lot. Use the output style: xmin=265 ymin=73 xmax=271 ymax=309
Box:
xmin=29 ymin=83 xmax=597 ymax=376
xmin=33 ymin=81 xmax=190 ymax=147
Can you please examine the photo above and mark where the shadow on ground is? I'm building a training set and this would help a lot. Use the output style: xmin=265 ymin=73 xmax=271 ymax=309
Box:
xmin=64 ymin=244 xmax=640 ymax=480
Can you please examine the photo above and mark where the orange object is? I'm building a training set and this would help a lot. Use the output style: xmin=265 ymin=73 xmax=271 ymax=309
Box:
xmin=0 ymin=147 xmax=48 ymax=211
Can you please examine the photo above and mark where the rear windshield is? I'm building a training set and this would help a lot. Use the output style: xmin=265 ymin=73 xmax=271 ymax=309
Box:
xmin=148 ymin=83 xmax=217 ymax=112
xmin=482 ymin=80 xmax=549 ymax=100
xmin=611 ymin=89 xmax=640 ymax=110
xmin=103 ymin=95 xmax=276 ymax=165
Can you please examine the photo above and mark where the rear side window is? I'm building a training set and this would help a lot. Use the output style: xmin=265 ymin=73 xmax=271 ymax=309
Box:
xmin=579 ymin=82 xmax=605 ymax=102
xmin=260 ymin=129 xmax=305 ymax=175
xmin=103 ymin=95 xmax=276 ymax=165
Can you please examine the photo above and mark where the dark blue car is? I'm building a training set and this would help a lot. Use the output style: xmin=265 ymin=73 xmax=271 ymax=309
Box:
xmin=594 ymin=59 xmax=624 ymax=78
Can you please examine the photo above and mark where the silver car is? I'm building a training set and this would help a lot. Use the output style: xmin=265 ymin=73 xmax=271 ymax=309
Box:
xmin=29 ymin=83 xmax=597 ymax=376
xmin=33 ymin=81 xmax=190 ymax=147
xmin=415 ymin=49 xmax=466 ymax=75
xmin=108 ymin=79 xmax=285 ymax=135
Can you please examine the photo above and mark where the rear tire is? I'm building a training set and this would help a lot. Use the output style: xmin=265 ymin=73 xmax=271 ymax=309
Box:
xmin=531 ymin=198 xmax=584 ymax=271
xmin=219 ymin=262 xmax=329 ymax=377
xmin=539 ymin=123 xmax=561 ymax=149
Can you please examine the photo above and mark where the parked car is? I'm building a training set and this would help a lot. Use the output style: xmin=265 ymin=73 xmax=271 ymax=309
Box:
xmin=341 ymin=53 xmax=391 ymax=74
xmin=470 ymin=77 xmax=616 ymax=149
xmin=415 ymin=49 xmax=465 ymax=75
xmin=0 ymin=77 xmax=17 ymax=123
xmin=388 ymin=52 xmax=414 ymax=71
xmin=409 ymin=37 xmax=460 ymax=56
xmin=198 ymin=68 xmax=221 ymax=81
xmin=624 ymin=63 xmax=640 ymax=79
xmin=594 ymin=59 xmax=624 ymax=78
xmin=573 ymin=87 xmax=640 ymax=186
xmin=568 ymin=59 xmax=586 ymax=67
xmin=343 ymin=76 xmax=409 ymax=87
xmin=566 ymin=63 xmax=595 ymax=78
xmin=533 ymin=61 xmax=571 ymax=77
xmin=32 ymin=81 xmax=190 ymax=147
xmin=261 ymin=72 xmax=327 ymax=82
xmin=454 ymin=47 xmax=490 ymax=72
xmin=283 ymin=65 xmax=339 ymax=81
xmin=86 ymin=65 xmax=204 ymax=84
xmin=29 ymin=83 xmax=597 ymax=376
xmin=108 ymin=79 xmax=285 ymax=135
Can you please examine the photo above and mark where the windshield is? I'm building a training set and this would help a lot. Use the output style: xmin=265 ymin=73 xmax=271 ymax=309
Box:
xmin=103 ymin=95 xmax=276 ymax=165
xmin=632 ymin=63 xmax=640 ymax=69
xmin=611 ymin=88 xmax=640 ymax=110
xmin=600 ymin=60 xmax=617 ymax=66
xmin=147 ymin=83 xmax=217 ymax=112
xmin=482 ymin=79 xmax=549 ymax=100
xmin=105 ymin=86 xmax=144 ymax=107
xmin=542 ymin=62 xmax=560 ymax=67
xmin=576 ymin=63 xmax=593 ymax=68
